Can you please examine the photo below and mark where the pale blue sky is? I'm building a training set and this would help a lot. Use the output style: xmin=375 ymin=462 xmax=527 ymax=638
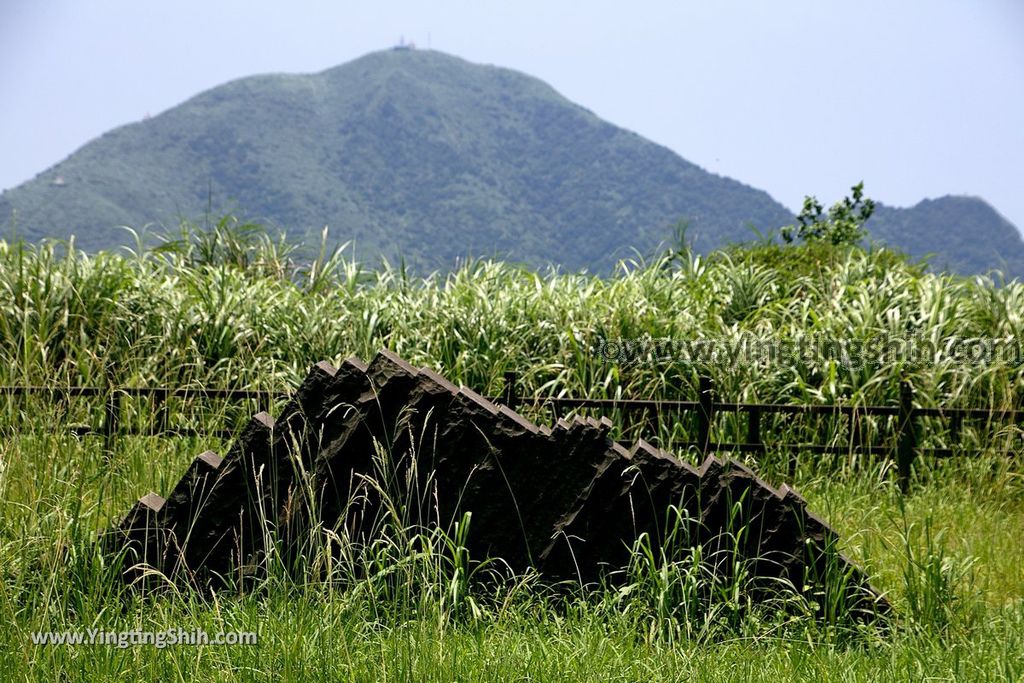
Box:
xmin=2 ymin=1 xmax=1022 ymax=231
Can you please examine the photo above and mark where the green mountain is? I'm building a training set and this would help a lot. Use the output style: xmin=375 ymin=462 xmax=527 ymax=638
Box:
xmin=1 ymin=48 xmax=1022 ymax=277
xmin=0 ymin=49 xmax=791 ymax=272
xmin=866 ymin=197 xmax=1024 ymax=279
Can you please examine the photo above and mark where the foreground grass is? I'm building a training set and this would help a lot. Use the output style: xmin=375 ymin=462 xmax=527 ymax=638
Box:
xmin=6 ymin=595 xmax=1024 ymax=681
xmin=1 ymin=426 xmax=1022 ymax=681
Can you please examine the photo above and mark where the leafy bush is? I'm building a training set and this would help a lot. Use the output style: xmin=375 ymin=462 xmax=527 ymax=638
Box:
xmin=781 ymin=182 xmax=876 ymax=246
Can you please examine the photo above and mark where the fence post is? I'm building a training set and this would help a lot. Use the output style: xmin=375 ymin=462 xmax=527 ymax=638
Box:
xmin=897 ymin=380 xmax=917 ymax=493
xmin=949 ymin=411 xmax=962 ymax=447
xmin=155 ymin=391 xmax=170 ymax=434
xmin=850 ymin=409 xmax=862 ymax=453
xmin=104 ymin=388 xmax=121 ymax=453
xmin=746 ymin=406 xmax=762 ymax=451
xmin=502 ymin=371 xmax=518 ymax=410
xmin=698 ymin=375 xmax=714 ymax=455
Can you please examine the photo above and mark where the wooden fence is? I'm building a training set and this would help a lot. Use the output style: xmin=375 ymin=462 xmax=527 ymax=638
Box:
xmin=0 ymin=385 xmax=285 ymax=445
xmin=2 ymin=374 xmax=1021 ymax=493
xmin=498 ymin=373 xmax=1022 ymax=491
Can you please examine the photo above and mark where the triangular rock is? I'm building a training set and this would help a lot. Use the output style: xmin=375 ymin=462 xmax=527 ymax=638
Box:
xmin=104 ymin=349 xmax=886 ymax=618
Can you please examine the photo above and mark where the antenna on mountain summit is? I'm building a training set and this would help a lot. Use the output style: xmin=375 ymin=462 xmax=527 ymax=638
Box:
xmin=393 ymin=35 xmax=415 ymax=51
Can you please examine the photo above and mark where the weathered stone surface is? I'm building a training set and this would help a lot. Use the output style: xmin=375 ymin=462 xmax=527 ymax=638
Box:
xmin=105 ymin=349 xmax=885 ymax=616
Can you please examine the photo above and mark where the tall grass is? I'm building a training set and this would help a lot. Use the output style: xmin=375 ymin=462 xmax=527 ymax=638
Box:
xmin=2 ymin=222 xmax=1021 ymax=406
xmin=1 ymin=220 xmax=1022 ymax=680
xmin=3 ymin=221 xmax=1020 ymax=473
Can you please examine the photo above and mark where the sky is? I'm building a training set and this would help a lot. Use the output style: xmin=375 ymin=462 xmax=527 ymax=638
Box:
xmin=2 ymin=0 xmax=1022 ymax=232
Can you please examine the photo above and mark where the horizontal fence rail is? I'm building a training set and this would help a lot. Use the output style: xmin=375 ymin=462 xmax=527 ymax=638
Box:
xmin=500 ymin=373 xmax=1022 ymax=493
xmin=0 ymin=386 xmax=286 ymax=399
xmin=0 ymin=385 xmax=287 ymax=448
xmin=3 ymin=374 xmax=1022 ymax=493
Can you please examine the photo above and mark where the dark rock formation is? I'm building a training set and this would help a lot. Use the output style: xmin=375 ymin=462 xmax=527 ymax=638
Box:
xmin=104 ymin=349 xmax=886 ymax=617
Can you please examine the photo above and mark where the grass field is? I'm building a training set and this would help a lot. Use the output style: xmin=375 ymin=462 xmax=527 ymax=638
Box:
xmin=1 ymin=225 xmax=1022 ymax=680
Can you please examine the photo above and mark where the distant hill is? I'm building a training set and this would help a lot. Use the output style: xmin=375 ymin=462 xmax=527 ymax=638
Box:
xmin=866 ymin=196 xmax=1024 ymax=279
xmin=0 ymin=49 xmax=791 ymax=273
xmin=1 ymin=48 xmax=1022 ymax=277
